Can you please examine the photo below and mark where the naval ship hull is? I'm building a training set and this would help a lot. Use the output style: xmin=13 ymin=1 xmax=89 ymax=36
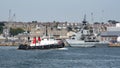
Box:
xmin=66 ymin=39 xmax=108 ymax=47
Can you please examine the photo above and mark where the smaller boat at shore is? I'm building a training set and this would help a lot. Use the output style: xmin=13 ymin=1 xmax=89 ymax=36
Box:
xmin=109 ymin=36 xmax=120 ymax=47
xmin=18 ymin=36 xmax=65 ymax=50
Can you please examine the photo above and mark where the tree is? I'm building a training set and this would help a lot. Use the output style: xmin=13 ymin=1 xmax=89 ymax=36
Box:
xmin=32 ymin=21 xmax=37 ymax=23
xmin=94 ymin=22 xmax=100 ymax=24
xmin=0 ymin=22 xmax=5 ymax=26
xmin=0 ymin=26 xmax=3 ymax=34
xmin=108 ymin=20 xmax=119 ymax=24
xmin=53 ymin=21 xmax=59 ymax=28
xmin=10 ymin=28 xmax=25 ymax=36
xmin=0 ymin=22 xmax=5 ymax=34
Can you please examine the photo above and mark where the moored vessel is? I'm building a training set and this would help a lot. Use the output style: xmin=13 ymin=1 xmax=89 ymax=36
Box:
xmin=66 ymin=14 xmax=108 ymax=47
xmin=109 ymin=36 xmax=120 ymax=47
xmin=66 ymin=36 xmax=99 ymax=47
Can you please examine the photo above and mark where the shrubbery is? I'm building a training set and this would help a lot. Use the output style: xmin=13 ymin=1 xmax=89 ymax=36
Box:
xmin=0 ymin=22 xmax=5 ymax=34
xmin=10 ymin=28 xmax=25 ymax=36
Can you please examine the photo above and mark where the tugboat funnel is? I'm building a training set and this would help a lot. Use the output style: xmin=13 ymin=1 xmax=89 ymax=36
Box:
xmin=32 ymin=37 xmax=36 ymax=44
xmin=38 ymin=36 xmax=41 ymax=42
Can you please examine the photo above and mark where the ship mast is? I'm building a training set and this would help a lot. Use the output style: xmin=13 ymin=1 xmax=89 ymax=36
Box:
xmin=82 ymin=14 xmax=87 ymax=25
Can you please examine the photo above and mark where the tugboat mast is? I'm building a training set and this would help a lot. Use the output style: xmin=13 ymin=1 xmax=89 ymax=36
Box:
xmin=45 ymin=25 xmax=48 ymax=36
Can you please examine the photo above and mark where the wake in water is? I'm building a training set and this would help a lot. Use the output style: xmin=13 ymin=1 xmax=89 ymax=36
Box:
xmin=57 ymin=47 xmax=68 ymax=50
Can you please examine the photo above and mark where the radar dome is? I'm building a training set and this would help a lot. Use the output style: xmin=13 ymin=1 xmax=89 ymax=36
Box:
xmin=117 ymin=36 xmax=120 ymax=42
xmin=116 ymin=23 xmax=120 ymax=27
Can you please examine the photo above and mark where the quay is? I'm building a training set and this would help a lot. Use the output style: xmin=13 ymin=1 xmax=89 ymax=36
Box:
xmin=109 ymin=43 xmax=120 ymax=47
xmin=0 ymin=38 xmax=70 ymax=47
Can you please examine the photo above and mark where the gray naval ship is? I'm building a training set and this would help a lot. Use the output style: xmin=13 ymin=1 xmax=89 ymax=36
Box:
xmin=66 ymin=15 xmax=108 ymax=47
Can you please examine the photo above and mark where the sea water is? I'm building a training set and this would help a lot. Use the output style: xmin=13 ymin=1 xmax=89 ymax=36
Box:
xmin=0 ymin=46 xmax=120 ymax=68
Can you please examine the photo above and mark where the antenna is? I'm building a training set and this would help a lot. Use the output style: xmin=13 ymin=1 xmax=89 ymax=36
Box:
xmin=8 ymin=9 xmax=11 ymax=22
xmin=8 ymin=9 xmax=16 ymax=22
xmin=12 ymin=13 xmax=16 ymax=22
xmin=91 ymin=12 xmax=94 ymax=23
xmin=101 ymin=10 xmax=104 ymax=23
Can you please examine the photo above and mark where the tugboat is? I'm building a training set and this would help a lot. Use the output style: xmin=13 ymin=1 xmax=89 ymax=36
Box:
xmin=18 ymin=25 xmax=65 ymax=50
xmin=18 ymin=36 xmax=65 ymax=50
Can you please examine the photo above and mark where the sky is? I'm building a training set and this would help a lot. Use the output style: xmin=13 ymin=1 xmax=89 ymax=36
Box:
xmin=0 ymin=0 xmax=120 ymax=23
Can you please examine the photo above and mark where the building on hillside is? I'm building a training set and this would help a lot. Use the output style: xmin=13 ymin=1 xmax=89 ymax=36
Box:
xmin=100 ymin=23 xmax=120 ymax=42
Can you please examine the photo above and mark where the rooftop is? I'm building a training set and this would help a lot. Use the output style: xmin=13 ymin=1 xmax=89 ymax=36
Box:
xmin=100 ymin=31 xmax=120 ymax=37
